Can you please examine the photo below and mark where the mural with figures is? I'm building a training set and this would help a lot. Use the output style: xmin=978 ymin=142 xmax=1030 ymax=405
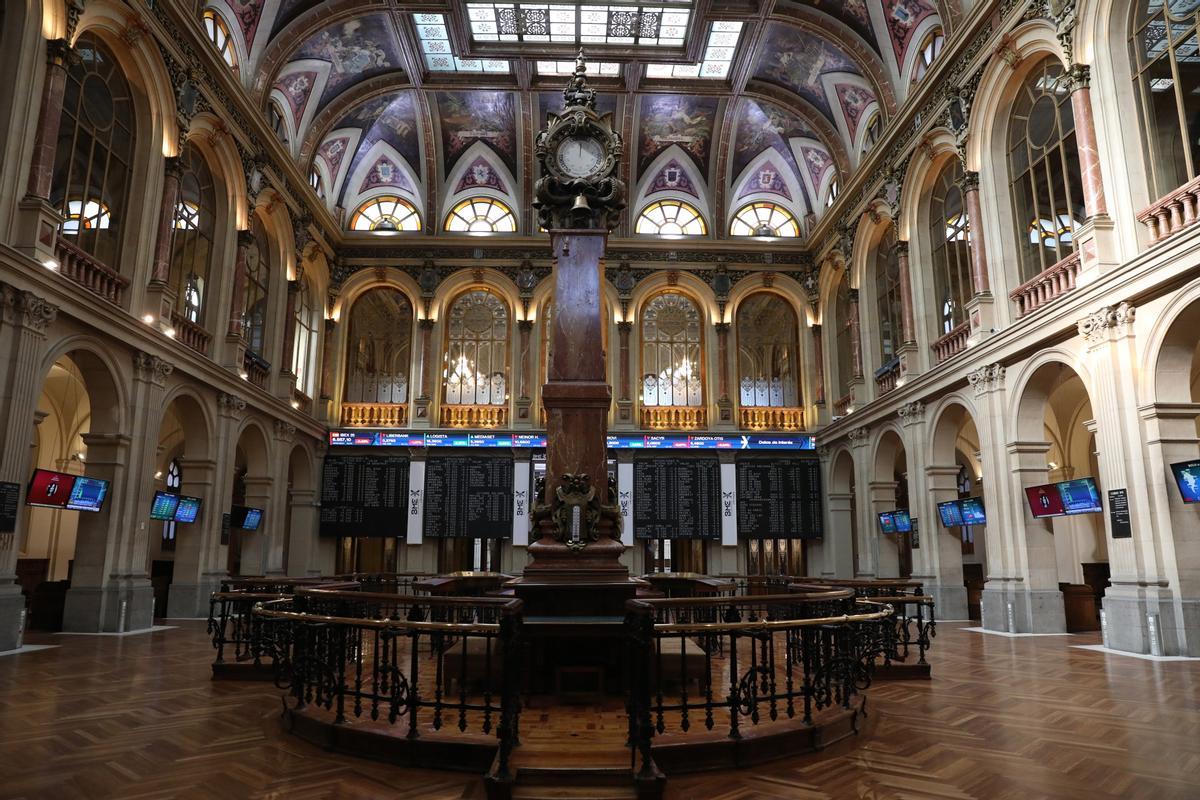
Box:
xmin=881 ymin=0 xmax=939 ymax=62
xmin=637 ymin=94 xmax=719 ymax=176
xmin=316 ymin=90 xmax=421 ymax=207
xmin=436 ymin=92 xmax=518 ymax=176
xmin=282 ymin=14 xmax=402 ymax=110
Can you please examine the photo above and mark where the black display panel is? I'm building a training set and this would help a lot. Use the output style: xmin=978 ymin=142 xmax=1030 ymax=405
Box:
xmin=735 ymin=457 xmax=823 ymax=539
xmin=423 ymin=456 xmax=514 ymax=539
xmin=633 ymin=457 xmax=721 ymax=540
xmin=320 ymin=455 xmax=411 ymax=537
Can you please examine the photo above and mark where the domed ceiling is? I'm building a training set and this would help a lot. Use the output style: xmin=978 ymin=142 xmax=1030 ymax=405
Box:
xmin=204 ymin=0 xmax=946 ymax=239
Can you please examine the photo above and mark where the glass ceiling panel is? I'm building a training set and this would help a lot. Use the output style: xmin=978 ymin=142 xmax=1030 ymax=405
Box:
xmin=415 ymin=14 xmax=511 ymax=73
xmin=537 ymin=60 xmax=621 ymax=75
xmin=466 ymin=3 xmax=693 ymax=47
xmin=644 ymin=21 xmax=742 ymax=79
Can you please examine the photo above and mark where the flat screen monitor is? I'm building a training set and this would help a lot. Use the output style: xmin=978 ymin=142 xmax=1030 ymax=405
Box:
xmin=26 ymin=469 xmax=74 ymax=509
xmin=1057 ymin=477 xmax=1102 ymax=515
xmin=1170 ymin=459 xmax=1200 ymax=504
xmin=174 ymin=495 xmax=202 ymax=523
xmin=230 ymin=505 xmax=263 ymax=531
xmin=150 ymin=491 xmax=181 ymax=521
xmin=66 ymin=476 xmax=109 ymax=512
xmin=892 ymin=510 xmax=912 ymax=533
xmin=878 ymin=511 xmax=897 ymax=534
xmin=1026 ymin=483 xmax=1066 ymax=518
xmin=959 ymin=496 xmax=987 ymax=525
xmin=937 ymin=500 xmax=964 ymax=528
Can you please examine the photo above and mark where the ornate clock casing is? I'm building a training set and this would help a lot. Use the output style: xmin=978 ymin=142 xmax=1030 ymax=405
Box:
xmin=533 ymin=54 xmax=627 ymax=232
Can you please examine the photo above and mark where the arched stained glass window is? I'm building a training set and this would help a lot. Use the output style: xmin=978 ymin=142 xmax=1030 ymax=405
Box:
xmin=350 ymin=196 xmax=421 ymax=232
xmin=344 ymin=288 xmax=413 ymax=405
xmin=52 ymin=33 xmax=136 ymax=269
xmin=1130 ymin=2 xmax=1200 ymax=200
xmin=736 ymin=293 xmax=800 ymax=408
xmin=1007 ymin=57 xmax=1083 ymax=280
xmin=170 ymin=144 xmax=216 ymax=325
xmin=730 ymin=202 xmax=800 ymax=238
xmin=874 ymin=225 xmax=902 ymax=364
xmin=640 ymin=292 xmax=703 ymax=407
xmin=292 ymin=279 xmax=319 ymax=397
xmin=912 ymin=28 xmax=944 ymax=83
xmin=635 ymin=200 xmax=707 ymax=236
xmin=444 ymin=197 xmax=517 ymax=233
xmin=443 ymin=290 xmax=509 ymax=406
xmin=928 ymin=159 xmax=974 ymax=334
xmin=202 ymin=9 xmax=237 ymax=69
xmin=243 ymin=216 xmax=271 ymax=357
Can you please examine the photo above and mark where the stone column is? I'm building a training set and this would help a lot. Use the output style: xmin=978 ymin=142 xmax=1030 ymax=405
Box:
xmin=226 ymin=231 xmax=254 ymax=339
xmin=714 ymin=322 xmax=733 ymax=426
xmin=146 ymin=157 xmax=184 ymax=327
xmin=616 ymin=320 xmax=633 ymax=425
xmin=515 ymin=319 xmax=533 ymax=427
xmin=0 ymin=288 xmax=58 ymax=650
xmin=810 ymin=323 xmax=825 ymax=407
xmin=1068 ymin=64 xmax=1108 ymax=219
xmin=960 ymin=171 xmax=990 ymax=294
xmin=318 ymin=319 xmax=338 ymax=400
xmin=165 ymin=457 xmax=218 ymax=617
xmin=265 ymin=420 xmax=296 ymax=575
xmin=847 ymin=289 xmax=863 ymax=380
xmin=895 ymin=241 xmax=916 ymax=345
xmin=25 ymin=39 xmax=71 ymax=201
xmin=412 ymin=318 xmax=435 ymax=426
xmin=867 ymin=480 xmax=900 ymax=579
xmin=847 ymin=428 xmax=873 ymax=577
xmin=238 ymin=476 xmax=273 ymax=576
xmin=280 ymin=279 xmax=301 ymax=381
xmin=285 ymin=487 xmax=320 ymax=577
xmin=923 ymin=464 xmax=970 ymax=619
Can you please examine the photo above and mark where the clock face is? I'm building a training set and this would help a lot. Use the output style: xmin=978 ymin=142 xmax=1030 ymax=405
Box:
xmin=555 ymin=135 xmax=605 ymax=179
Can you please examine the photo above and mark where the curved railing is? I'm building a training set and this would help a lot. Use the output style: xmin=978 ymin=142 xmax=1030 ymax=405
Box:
xmin=330 ymin=573 xmax=432 ymax=594
xmin=624 ymin=587 xmax=893 ymax=778
xmin=254 ymin=588 xmax=523 ymax=780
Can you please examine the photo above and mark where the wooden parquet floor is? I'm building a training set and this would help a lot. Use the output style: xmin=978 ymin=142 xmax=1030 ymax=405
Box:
xmin=1 ymin=621 xmax=1198 ymax=800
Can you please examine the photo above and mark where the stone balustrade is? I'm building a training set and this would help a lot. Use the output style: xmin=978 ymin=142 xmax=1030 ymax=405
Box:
xmin=738 ymin=406 xmax=805 ymax=431
xmin=932 ymin=321 xmax=970 ymax=364
xmin=1137 ymin=174 xmax=1200 ymax=244
xmin=169 ymin=311 xmax=211 ymax=356
xmin=1008 ymin=251 xmax=1081 ymax=317
xmin=640 ymin=405 xmax=706 ymax=430
xmin=875 ymin=359 xmax=900 ymax=396
xmin=440 ymin=403 xmax=507 ymax=428
xmin=242 ymin=350 xmax=269 ymax=388
xmin=341 ymin=401 xmax=406 ymax=427
xmin=55 ymin=237 xmax=129 ymax=307
xmin=833 ymin=393 xmax=853 ymax=417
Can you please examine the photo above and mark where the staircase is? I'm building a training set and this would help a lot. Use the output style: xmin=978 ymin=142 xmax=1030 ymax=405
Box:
xmin=485 ymin=751 xmax=665 ymax=800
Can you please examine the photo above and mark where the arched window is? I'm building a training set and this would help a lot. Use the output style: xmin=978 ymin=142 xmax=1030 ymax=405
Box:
xmin=636 ymin=200 xmax=707 ymax=236
xmin=444 ymin=197 xmax=517 ymax=233
xmin=292 ymin=279 xmax=319 ymax=397
xmin=243 ymin=216 xmax=271 ymax=357
xmin=52 ymin=33 xmax=136 ymax=269
xmin=309 ymin=166 xmax=324 ymax=199
xmin=1007 ymin=57 xmax=1083 ymax=280
xmin=912 ymin=28 xmax=944 ymax=83
xmin=344 ymin=288 xmax=413 ymax=405
xmin=736 ymin=293 xmax=800 ymax=408
xmin=443 ymin=290 xmax=509 ymax=406
xmin=1131 ymin=2 xmax=1200 ymax=200
xmin=170 ymin=144 xmax=217 ymax=326
xmin=162 ymin=458 xmax=181 ymax=552
xmin=834 ymin=274 xmax=855 ymax=400
xmin=730 ymin=202 xmax=800 ymax=238
xmin=874 ymin=226 xmax=902 ymax=365
xmin=268 ymin=100 xmax=287 ymax=144
xmin=202 ymin=9 xmax=237 ymax=69
xmin=861 ymin=112 xmax=883 ymax=155
xmin=350 ymin=196 xmax=421 ymax=232
xmin=928 ymin=159 xmax=973 ymax=334
xmin=824 ymin=178 xmax=839 ymax=209
xmin=641 ymin=292 xmax=703 ymax=407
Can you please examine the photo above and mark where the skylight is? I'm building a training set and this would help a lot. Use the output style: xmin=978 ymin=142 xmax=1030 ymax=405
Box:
xmin=415 ymin=14 xmax=511 ymax=73
xmin=644 ymin=21 xmax=741 ymax=79
xmin=537 ymin=60 xmax=621 ymax=76
xmin=465 ymin=3 xmax=692 ymax=47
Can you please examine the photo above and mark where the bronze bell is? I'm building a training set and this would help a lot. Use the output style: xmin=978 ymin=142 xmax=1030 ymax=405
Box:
xmin=572 ymin=193 xmax=590 ymax=211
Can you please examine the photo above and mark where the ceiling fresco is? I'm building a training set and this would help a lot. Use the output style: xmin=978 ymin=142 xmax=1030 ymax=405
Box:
xmin=217 ymin=1 xmax=948 ymax=237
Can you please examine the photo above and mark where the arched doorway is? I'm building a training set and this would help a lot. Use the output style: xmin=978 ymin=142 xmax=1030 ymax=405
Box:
xmin=870 ymin=429 xmax=910 ymax=579
xmin=228 ymin=424 xmax=271 ymax=577
xmin=154 ymin=392 xmax=211 ymax=619
xmin=928 ymin=402 xmax=986 ymax=620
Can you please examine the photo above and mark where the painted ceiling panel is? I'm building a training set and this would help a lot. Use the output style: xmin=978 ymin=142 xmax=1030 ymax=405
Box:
xmin=882 ymin=0 xmax=939 ymax=62
xmin=636 ymin=94 xmax=719 ymax=176
xmin=320 ymin=90 xmax=421 ymax=207
xmin=803 ymin=0 xmax=879 ymax=53
xmin=752 ymin=22 xmax=867 ymax=122
xmin=286 ymin=14 xmax=403 ymax=110
xmin=435 ymin=91 xmax=519 ymax=176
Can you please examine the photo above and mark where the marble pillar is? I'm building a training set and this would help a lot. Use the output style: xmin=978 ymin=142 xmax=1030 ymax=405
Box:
xmin=226 ymin=231 xmax=254 ymax=339
xmin=25 ymin=39 xmax=70 ymax=201
xmin=811 ymin=324 xmax=825 ymax=407
xmin=960 ymin=171 xmax=990 ymax=295
xmin=280 ymin=279 xmax=300 ymax=382
xmin=847 ymin=289 xmax=863 ymax=380
xmin=318 ymin=319 xmax=338 ymax=400
xmin=895 ymin=241 xmax=916 ymax=345
xmin=1068 ymin=65 xmax=1108 ymax=219
xmin=616 ymin=320 xmax=633 ymax=424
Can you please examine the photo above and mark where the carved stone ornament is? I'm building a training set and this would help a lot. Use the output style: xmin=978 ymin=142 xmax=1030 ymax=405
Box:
xmin=218 ymin=391 xmax=246 ymax=415
xmin=968 ymin=363 xmax=1006 ymax=396
xmin=273 ymin=419 xmax=297 ymax=441
xmin=133 ymin=351 xmax=174 ymax=385
xmin=1077 ymin=302 xmax=1136 ymax=343
xmin=533 ymin=52 xmax=627 ymax=231
xmin=848 ymin=426 xmax=870 ymax=445
xmin=4 ymin=288 xmax=59 ymax=333
xmin=898 ymin=401 xmax=925 ymax=424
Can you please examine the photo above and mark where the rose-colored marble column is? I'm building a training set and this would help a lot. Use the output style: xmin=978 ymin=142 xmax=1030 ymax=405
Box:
xmin=1068 ymin=64 xmax=1108 ymax=218
xmin=149 ymin=157 xmax=183 ymax=285
xmin=617 ymin=320 xmax=632 ymax=401
xmin=847 ymin=288 xmax=863 ymax=380
xmin=227 ymin=231 xmax=254 ymax=337
xmin=517 ymin=319 xmax=533 ymax=399
xmin=714 ymin=321 xmax=731 ymax=402
xmin=895 ymin=240 xmax=916 ymax=345
xmin=811 ymin=323 xmax=825 ymax=406
xmin=318 ymin=319 xmax=338 ymax=400
xmin=959 ymin=170 xmax=990 ymax=294
xmin=280 ymin=279 xmax=300 ymax=376
xmin=417 ymin=318 xmax=435 ymax=400
xmin=26 ymin=39 xmax=71 ymax=200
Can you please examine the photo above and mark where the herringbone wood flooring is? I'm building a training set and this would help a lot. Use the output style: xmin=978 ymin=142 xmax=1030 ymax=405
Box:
xmin=1 ymin=621 xmax=1197 ymax=799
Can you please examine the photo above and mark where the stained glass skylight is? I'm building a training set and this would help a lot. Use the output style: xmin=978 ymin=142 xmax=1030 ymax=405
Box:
xmin=537 ymin=60 xmax=621 ymax=76
xmin=465 ymin=3 xmax=692 ymax=47
xmin=645 ymin=21 xmax=742 ymax=79
xmin=415 ymin=14 xmax=511 ymax=73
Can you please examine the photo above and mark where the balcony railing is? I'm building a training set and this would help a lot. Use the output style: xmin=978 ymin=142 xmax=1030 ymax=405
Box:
xmin=833 ymin=393 xmax=853 ymax=417
xmin=1137 ymin=173 xmax=1200 ymax=244
xmin=440 ymin=403 xmax=507 ymax=428
xmin=1009 ymin=251 xmax=1081 ymax=317
xmin=292 ymin=389 xmax=312 ymax=415
xmin=169 ymin=311 xmax=211 ymax=356
xmin=874 ymin=358 xmax=900 ymax=396
xmin=739 ymin=406 xmax=805 ymax=431
xmin=341 ymin=402 xmax=406 ymax=427
xmin=640 ymin=405 xmax=706 ymax=429
xmin=55 ymin=237 xmax=129 ymax=307
xmin=243 ymin=350 xmax=269 ymax=389
xmin=931 ymin=321 xmax=970 ymax=364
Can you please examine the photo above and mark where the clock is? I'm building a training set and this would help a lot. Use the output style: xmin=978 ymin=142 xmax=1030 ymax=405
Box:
xmin=555 ymin=135 xmax=605 ymax=180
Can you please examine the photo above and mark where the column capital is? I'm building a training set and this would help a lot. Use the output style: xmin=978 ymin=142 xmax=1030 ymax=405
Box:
xmin=1066 ymin=62 xmax=1091 ymax=91
xmin=218 ymin=391 xmax=246 ymax=417
xmin=810 ymin=322 xmax=822 ymax=335
xmin=893 ymin=239 xmax=910 ymax=257
xmin=236 ymin=229 xmax=256 ymax=249
xmin=163 ymin=155 xmax=184 ymax=182
xmin=968 ymin=362 xmax=1005 ymax=396
xmin=132 ymin=351 xmax=174 ymax=386
xmin=957 ymin=170 xmax=980 ymax=192
xmin=418 ymin=317 xmax=435 ymax=331
xmin=714 ymin=321 xmax=730 ymax=334
xmin=1077 ymin=301 xmax=1135 ymax=344
xmin=848 ymin=426 xmax=871 ymax=448
xmin=4 ymin=287 xmax=59 ymax=334
xmin=45 ymin=38 xmax=72 ymax=68
xmin=517 ymin=319 xmax=533 ymax=333
xmin=898 ymin=401 xmax=925 ymax=425
xmin=617 ymin=320 xmax=633 ymax=333
xmin=273 ymin=419 xmax=296 ymax=442
xmin=846 ymin=287 xmax=860 ymax=304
